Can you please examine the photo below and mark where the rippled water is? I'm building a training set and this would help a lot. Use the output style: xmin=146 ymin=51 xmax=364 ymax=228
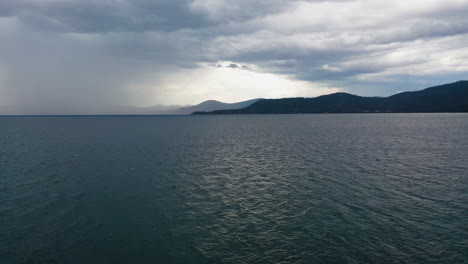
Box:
xmin=1 ymin=114 xmax=467 ymax=264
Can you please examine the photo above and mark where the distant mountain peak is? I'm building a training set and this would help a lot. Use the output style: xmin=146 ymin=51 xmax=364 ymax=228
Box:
xmin=197 ymin=100 xmax=223 ymax=105
xmin=172 ymin=98 xmax=263 ymax=115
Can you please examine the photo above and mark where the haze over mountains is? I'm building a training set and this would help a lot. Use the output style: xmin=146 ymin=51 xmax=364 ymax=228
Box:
xmin=194 ymin=81 xmax=468 ymax=114
xmin=122 ymin=98 xmax=262 ymax=115
xmin=2 ymin=81 xmax=466 ymax=115
xmin=172 ymin=98 xmax=262 ymax=115
xmin=135 ymin=98 xmax=262 ymax=115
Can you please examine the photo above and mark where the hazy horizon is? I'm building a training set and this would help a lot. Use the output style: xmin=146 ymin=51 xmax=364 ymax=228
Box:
xmin=0 ymin=80 xmax=466 ymax=115
xmin=1 ymin=0 xmax=468 ymax=114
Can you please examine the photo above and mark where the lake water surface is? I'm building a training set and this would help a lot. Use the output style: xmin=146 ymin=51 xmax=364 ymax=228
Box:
xmin=1 ymin=114 xmax=467 ymax=263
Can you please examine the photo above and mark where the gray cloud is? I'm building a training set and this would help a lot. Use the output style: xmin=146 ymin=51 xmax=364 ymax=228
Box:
xmin=0 ymin=0 xmax=467 ymax=113
xmin=1 ymin=0 xmax=208 ymax=32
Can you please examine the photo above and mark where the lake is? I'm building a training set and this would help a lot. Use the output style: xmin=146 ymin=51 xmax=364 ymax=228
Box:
xmin=1 ymin=114 xmax=467 ymax=263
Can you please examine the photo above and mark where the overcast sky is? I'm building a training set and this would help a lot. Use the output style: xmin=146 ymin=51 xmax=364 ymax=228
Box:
xmin=1 ymin=0 xmax=467 ymax=114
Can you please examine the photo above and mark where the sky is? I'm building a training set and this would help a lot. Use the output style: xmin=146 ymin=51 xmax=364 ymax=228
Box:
xmin=0 ymin=0 xmax=467 ymax=114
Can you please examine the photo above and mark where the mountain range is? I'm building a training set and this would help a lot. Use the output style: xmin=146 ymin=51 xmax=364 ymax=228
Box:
xmin=193 ymin=81 xmax=468 ymax=114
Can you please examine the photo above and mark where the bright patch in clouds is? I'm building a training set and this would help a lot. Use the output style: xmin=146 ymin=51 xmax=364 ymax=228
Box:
xmin=130 ymin=63 xmax=340 ymax=106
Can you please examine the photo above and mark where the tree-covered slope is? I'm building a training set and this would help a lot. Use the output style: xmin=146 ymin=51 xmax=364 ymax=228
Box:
xmin=193 ymin=81 xmax=468 ymax=114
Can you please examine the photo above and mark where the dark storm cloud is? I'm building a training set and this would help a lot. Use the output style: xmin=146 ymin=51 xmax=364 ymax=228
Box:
xmin=0 ymin=0 xmax=467 ymax=113
xmin=0 ymin=0 xmax=209 ymax=32
xmin=211 ymin=63 xmax=252 ymax=70
xmin=0 ymin=0 xmax=293 ymax=33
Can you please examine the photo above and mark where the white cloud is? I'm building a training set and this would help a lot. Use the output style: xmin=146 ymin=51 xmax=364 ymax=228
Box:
xmin=321 ymin=65 xmax=343 ymax=73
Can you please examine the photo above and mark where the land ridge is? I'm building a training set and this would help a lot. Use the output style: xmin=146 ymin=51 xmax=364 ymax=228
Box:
xmin=193 ymin=81 xmax=468 ymax=114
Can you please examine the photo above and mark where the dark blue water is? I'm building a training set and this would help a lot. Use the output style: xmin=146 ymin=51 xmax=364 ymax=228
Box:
xmin=1 ymin=114 xmax=467 ymax=264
